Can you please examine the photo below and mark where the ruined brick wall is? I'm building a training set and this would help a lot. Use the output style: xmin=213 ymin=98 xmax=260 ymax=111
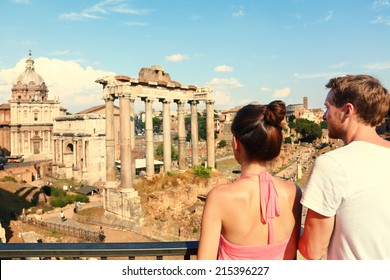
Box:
xmin=138 ymin=66 xmax=172 ymax=84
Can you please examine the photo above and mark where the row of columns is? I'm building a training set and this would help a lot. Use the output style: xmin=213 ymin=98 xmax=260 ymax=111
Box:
xmin=10 ymin=129 xmax=51 ymax=155
xmin=104 ymin=92 xmax=215 ymax=190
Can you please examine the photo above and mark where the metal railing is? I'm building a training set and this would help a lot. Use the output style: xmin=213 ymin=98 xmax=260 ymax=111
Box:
xmin=22 ymin=217 xmax=99 ymax=242
xmin=0 ymin=241 xmax=199 ymax=260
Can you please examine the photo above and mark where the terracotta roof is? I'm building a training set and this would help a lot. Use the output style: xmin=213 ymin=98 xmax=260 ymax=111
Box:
xmin=0 ymin=103 xmax=10 ymax=109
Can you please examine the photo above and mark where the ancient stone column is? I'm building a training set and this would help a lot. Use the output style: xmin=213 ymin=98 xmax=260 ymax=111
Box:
xmin=162 ymin=99 xmax=172 ymax=172
xmin=119 ymin=92 xmax=133 ymax=189
xmin=190 ymin=100 xmax=199 ymax=167
xmin=129 ymin=97 xmax=136 ymax=180
xmin=59 ymin=139 xmax=64 ymax=164
xmin=144 ymin=97 xmax=154 ymax=177
xmin=82 ymin=140 xmax=87 ymax=171
xmin=53 ymin=139 xmax=57 ymax=163
xmin=73 ymin=140 xmax=77 ymax=169
xmin=176 ymin=100 xmax=186 ymax=171
xmin=48 ymin=129 xmax=52 ymax=154
xmin=206 ymin=100 xmax=215 ymax=169
xmin=104 ymin=95 xmax=117 ymax=188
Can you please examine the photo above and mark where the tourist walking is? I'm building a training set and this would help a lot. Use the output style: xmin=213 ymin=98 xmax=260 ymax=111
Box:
xmin=198 ymin=101 xmax=302 ymax=260
xmin=60 ymin=210 xmax=66 ymax=222
xmin=98 ymin=226 xmax=106 ymax=242
xmin=299 ymin=75 xmax=390 ymax=260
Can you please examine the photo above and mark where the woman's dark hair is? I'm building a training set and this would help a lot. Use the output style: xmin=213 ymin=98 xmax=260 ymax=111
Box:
xmin=231 ymin=100 xmax=286 ymax=162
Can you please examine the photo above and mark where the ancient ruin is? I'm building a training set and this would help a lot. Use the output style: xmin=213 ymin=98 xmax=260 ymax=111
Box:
xmin=96 ymin=65 xmax=215 ymax=225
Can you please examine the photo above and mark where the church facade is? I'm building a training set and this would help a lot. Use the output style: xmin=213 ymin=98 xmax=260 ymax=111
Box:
xmin=8 ymin=53 xmax=65 ymax=159
xmin=1 ymin=53 xmax=111 ymax=184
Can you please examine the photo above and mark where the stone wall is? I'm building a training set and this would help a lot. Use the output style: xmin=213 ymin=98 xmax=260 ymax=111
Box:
xmin=103 ymin=188 xmax=143 ymax=231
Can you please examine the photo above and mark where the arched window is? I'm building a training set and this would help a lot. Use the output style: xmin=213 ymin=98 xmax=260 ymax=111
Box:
xmin=66 ymin=143 xmax=73 ymax=153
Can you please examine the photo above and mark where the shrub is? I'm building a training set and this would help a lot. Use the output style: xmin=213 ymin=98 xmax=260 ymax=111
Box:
xmin=218 ymin=140 xmax=227 ymax=148
xmin=0 ymin=176 xmax=17 ymax=183
xmin=193 ymin=165 xmax=211 ymax=179
xmin=46 ymin=186 xmax=89 ymax=207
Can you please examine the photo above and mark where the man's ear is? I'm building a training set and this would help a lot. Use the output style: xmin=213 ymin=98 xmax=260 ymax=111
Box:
xmin=342 ymin=103 xmax=354 ymax=117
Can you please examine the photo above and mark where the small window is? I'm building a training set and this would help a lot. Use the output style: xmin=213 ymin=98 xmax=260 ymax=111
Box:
xmin=34 ymin=113 xmax=38 ymax=121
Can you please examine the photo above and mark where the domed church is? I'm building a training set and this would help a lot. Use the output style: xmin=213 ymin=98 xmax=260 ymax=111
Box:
xmin=8 ymin=52 xmax=66 ymax=158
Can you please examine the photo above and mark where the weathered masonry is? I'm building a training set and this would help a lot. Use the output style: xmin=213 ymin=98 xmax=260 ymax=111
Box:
xmin=96 ymin=66 xmax=215 ymax=224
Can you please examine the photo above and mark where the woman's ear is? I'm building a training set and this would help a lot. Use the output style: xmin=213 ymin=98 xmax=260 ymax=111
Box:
xmin=233 ymin=136 xmax=239 ymax=151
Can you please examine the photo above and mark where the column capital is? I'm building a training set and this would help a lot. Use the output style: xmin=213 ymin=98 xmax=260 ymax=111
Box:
xmin=142 ymin=97 xmax=154 ymax=103
xmin=160 ymin=98 xmax=172 ymax=104
xmin=205 ymin=99 xmax=215 ymax=105
xmin=103 ymin=94 xmax=115 ymax=102
xmin=175 ymin=99 xmax=186 ymax=105
xmin=189 ymin=100 xmax=199 ymax=105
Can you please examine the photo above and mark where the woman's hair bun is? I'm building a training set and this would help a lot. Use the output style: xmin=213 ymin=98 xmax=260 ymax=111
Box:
xmin=264 ymin=100 xmax=286 ymax=127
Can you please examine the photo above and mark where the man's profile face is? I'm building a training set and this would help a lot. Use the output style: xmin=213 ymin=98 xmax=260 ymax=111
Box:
xmin=323 ymin=90 xmax=344 ymax=139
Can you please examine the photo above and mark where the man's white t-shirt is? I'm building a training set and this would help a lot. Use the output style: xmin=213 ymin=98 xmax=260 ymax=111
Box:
xmin=301 ymin=141 xmax=390 ymax=259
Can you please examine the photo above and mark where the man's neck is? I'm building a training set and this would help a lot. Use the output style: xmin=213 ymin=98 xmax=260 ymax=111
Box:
xmin=343 ymin=124 xmax=388 ymax=146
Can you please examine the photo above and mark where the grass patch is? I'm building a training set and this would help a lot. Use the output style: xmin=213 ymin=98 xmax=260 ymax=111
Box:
xmin=77 ymin=206 xmax=104 ymax=217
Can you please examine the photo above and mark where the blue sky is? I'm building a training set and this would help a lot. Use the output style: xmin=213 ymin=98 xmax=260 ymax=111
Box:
xmin=1 ymin=0 xmax=390 ymax=114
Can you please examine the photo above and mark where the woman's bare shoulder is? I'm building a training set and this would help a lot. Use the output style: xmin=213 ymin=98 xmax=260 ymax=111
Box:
xmin=273 ymin=176 xmax=301 ymax=196
xmin=207 ymin=183 xmax=233 ymax=199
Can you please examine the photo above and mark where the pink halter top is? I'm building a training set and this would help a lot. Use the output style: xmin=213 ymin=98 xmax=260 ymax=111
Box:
xmin=217 ymin=172 xmax=290 ymax=260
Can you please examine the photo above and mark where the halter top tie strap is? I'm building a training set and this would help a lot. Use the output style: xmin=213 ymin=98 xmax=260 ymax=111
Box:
xmin=239 ymin=172 xmax=280 ymax=244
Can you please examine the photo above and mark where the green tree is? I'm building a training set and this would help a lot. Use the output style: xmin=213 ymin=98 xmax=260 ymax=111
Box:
xmin=198 ymin=115 xmax=207 ymax=140
xmin=185 ymin=115 xmax=207 ymax=141
xmin=288 ymin=115 xmax=296 ymax=122
xmin=320 ymin=120 xmax=328 ymax=129
xmin=294 ymin=118 xmax=322 ymax=143
xmin=218 ymin=140 xmax=227 ymax=148
xmin=153 ymin=117 xmax=162 ymax=133
xmin=155 ymin=143 xmax=178 ymax=161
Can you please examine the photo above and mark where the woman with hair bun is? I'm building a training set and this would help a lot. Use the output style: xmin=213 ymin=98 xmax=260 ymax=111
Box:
xmin=198 ymin=101 xmax=302 ymax=260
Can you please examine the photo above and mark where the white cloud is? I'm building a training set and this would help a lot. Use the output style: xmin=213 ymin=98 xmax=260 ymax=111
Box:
xmin=12 ymin=0 xmax=30 ymax=4
xmin=124 ymin=22 xmax=147 ymax=26
xmin=371 ymin=15 xmax=390 ymax=25
xmin=205 ymin=77 xmax=244 ymax=108
xmin=273 ymin=87 xmax=292 ymax=98
xmin=165 ymin=54 xmax=189 ymax=62
xmin=260 ymin=87 xmax=272 ymax=92
xmin=59 ymin=0 xmax=152 ymax=21
xmin=214 ymin=65 xmax=234 ymax=73
xmin=323 ymin=10 xmax=333 ymax=22
xmin=329 ymin=62 xmax=349 ymax=69
xmin=293 ymin=72 xmax=344 ymax=79
xmin=372 ymin=0 xmax=390 ymax=9
xmin=364 ymin=61 xmax=390 ymax=70
xmin=206 ymin=77 xmax=244 ymax=89
xmin=50 ymin=50 xmax=70 ymax=56
xmin=212 ymin=90 xmax=233 ymax=106
xmin=233 ymin=9 xmax=245 ymax=17
xmin=0 ymin=57 xmax=115 ymax=113
xmin=59 ymin=12 xmax=102 ymax=21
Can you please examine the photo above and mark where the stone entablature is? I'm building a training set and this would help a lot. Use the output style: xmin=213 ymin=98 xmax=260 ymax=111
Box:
xmin=9 ymin=101 xmax=62 ymax=126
